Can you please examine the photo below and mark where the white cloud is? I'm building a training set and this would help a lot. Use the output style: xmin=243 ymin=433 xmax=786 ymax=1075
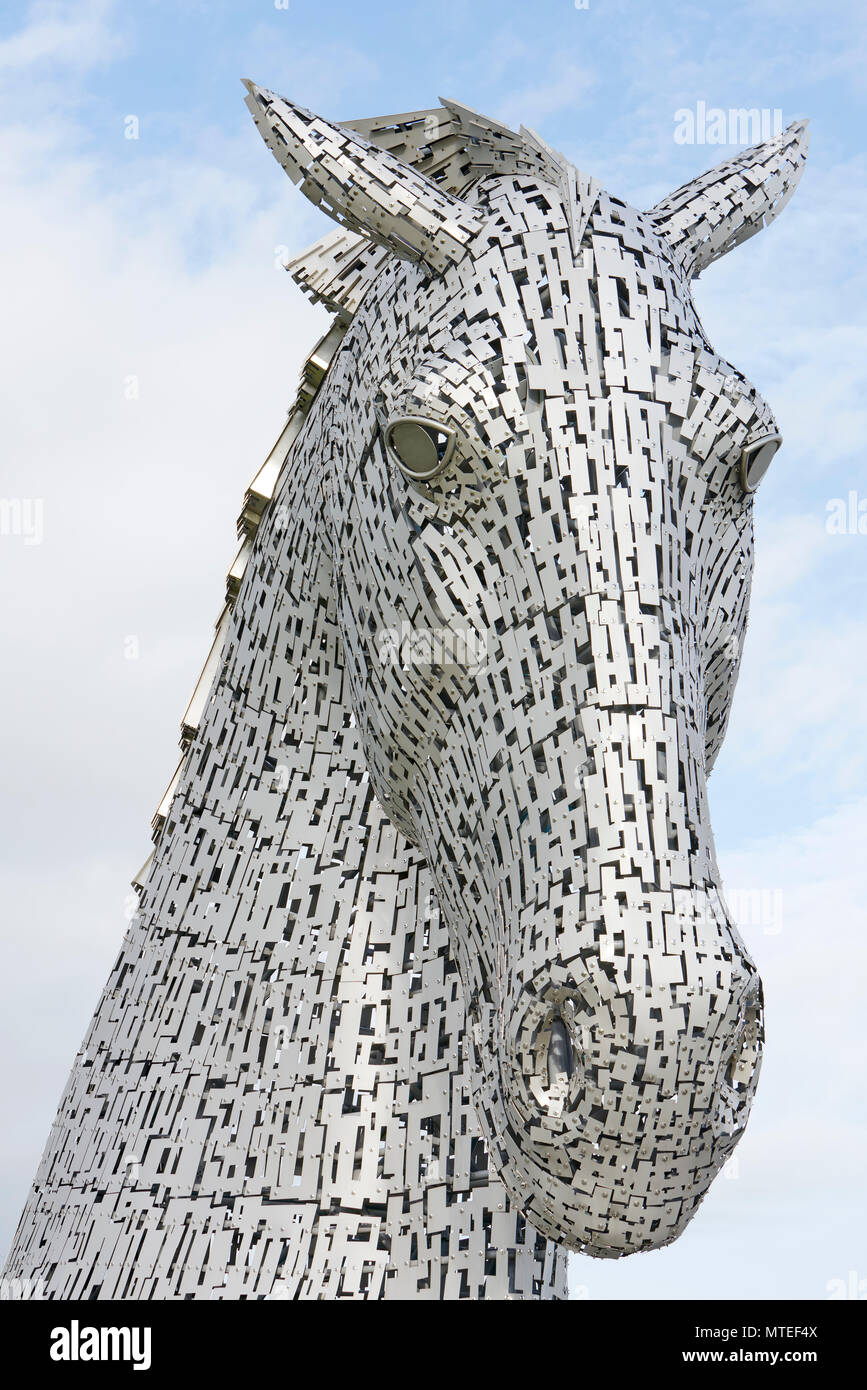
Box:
xmin=493 ymin=49 xmax=596 ymax=130
xmin=242 ymin=30 xmax=380 ymax=113
xmin=719 ymin=538 xmax=867 ymax=800
xmin=750 ymin=511 xmax=830 ymax=599
xmin=0 ymin=0 xmax=123 ymax=73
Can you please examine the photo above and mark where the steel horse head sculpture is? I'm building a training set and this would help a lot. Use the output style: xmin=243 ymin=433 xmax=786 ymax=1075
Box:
xmin=5 ymin=89 xmax=807 ymax=1299
xmin=242 ymin=87 xmax=807 ymax=1253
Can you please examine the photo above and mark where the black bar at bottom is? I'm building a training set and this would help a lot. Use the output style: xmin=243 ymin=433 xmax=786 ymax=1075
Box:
xmin=0 ymin=1297 xmax=858 ymax=1376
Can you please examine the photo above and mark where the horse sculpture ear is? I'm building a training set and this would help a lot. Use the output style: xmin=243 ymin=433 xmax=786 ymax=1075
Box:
xmin=649 ymin=120 xmax=809 ymax=279
xmin=243 ymin=80 xmax=484 ymax=275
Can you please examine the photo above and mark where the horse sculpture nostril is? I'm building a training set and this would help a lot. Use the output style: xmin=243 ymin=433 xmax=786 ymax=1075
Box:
xmin=547 ymin=1017 xmax=574 ymax=1086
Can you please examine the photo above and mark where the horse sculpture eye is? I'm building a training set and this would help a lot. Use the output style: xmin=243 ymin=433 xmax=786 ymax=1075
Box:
xmin=740 ymin=432 xmax=782 ymax=493
xmin=385 ymin=416 xmax=455 ymax=481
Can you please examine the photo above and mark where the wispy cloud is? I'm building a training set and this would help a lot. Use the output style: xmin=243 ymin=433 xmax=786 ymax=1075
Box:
xmin=497 ymin=51 xmax=596 ymax=130
xmin=0 ymin=0 xmax=123 ymax=73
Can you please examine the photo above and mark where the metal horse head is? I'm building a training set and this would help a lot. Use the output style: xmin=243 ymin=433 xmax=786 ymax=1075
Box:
xmin=246 ymin=84 xmax=807 ymax=1257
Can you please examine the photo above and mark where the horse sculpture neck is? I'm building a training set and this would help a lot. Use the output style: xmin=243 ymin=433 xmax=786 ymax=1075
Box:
xmin=4 ymin=383 xmax=568 ymax=1300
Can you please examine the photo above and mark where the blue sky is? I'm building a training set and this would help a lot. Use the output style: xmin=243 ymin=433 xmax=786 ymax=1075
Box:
xmin=0 ymin=0 xmax=865 ymax=1298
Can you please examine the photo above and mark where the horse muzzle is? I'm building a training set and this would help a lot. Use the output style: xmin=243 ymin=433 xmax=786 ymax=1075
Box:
xmin=484 ymin=953 xmax=765 ymax=1255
